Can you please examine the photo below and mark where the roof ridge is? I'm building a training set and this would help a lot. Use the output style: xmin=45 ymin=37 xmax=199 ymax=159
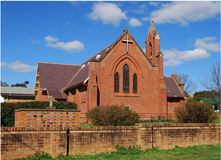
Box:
xmin=38 ymin=62 xmax=81 ymax=66
xmin=89 ymin=30 xmax=128 ymax=62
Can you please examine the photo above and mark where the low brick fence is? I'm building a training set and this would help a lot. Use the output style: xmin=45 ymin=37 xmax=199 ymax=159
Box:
xmin=1 ymin=123 xmax=220 ymax=160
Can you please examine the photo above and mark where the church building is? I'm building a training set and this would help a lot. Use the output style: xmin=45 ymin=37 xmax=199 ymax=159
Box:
xmin=34 ymin=21 xmax=186 ymax=123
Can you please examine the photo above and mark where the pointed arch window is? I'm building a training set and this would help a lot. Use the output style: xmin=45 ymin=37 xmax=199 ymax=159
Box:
xmin=114 ymin=72 xmax=119 ymax=93
xmin=133 ymin=73 xmax=137 ymax=93
xmin=123 ymin=64 xmax=129 ymax=93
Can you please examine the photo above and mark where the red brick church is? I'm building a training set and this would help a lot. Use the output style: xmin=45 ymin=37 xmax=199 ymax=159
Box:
xmin=34 ymin=21 xmax=186 ymax=122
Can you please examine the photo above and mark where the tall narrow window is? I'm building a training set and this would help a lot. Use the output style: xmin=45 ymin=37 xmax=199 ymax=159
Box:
xmin=114 ymin=72 xmax=119 ymax=92
xmin=133 ymin=73 xmax=137 ymax=93
xmin=123 ymin=64 xmax=129 ymax=93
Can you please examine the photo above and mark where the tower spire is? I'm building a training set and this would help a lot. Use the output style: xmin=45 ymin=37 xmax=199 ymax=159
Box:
xmin=145 ymin=20 xmax=161 ymax=64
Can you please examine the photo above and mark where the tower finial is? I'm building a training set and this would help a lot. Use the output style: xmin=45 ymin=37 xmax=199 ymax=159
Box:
xmin=151 ymin=20 xmax=154 ymax=24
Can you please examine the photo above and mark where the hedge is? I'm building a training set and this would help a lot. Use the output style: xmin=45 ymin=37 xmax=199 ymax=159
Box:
xmin=1 ymin=101 xmax=77 ymax=127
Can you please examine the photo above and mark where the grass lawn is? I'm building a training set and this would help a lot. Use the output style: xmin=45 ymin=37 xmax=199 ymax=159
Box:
xmin=212 ymin=117 xmax=221 ymax=123
xmin=19 ymin=145 xmax=220 ymax=160
xmin=80 ymin=123 xmax=94 ymax=127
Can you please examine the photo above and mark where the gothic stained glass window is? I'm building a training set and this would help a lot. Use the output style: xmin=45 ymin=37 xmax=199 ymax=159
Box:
xmin=123 ymin=64 xmax=129 ymax=93
xmin=133 ymin=73 xmax=137 ymax=93
xmin=114 ymin=72 xmax=119 ymax=92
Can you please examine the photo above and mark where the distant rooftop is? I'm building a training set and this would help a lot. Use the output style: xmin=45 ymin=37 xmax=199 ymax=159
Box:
xmin=1 ymin=87 xmax=34 ymax=95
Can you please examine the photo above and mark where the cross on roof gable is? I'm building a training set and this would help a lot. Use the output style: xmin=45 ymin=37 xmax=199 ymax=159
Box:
xmin=64 ymin=29 xmax=154 ymax=92
xmin=88 ymin=29 xmax=152 ymax=65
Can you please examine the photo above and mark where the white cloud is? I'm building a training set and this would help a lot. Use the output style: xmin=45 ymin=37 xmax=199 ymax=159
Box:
xmin=141 ymin=17 xmax=149 ymax=21
xmin=129 ymin=18 xmax=142 ymax=27
xmin=30 ymin=39 xmax=40 ymax=44
xmin=70 ymin=1 xmax=79 ymax=6
xmin=1 ymin=60 xmax=36 ymax=73
xmin=1 ymin=78 xmax=12 ymax=81
xmin=163 ymin=48 xmax=211 ymax=66
xmin=164 ymin=59 xmax=184 ymax=67
xmin=194 ymin=37 xmax=220 ymax=52
xmin=88 ymin=2 xmax=127 ymax=27
xmin=44 ymin=36 xmax=59 ymax=43
xmin=1 ymin=62 xmax=7 ymax=67
xmin=162 ymin=48 xmax=178 ymax=60
xmin=178 ymin=48 xmax=211 ymax=61
xmin=133 ymin=4 xmax=147 ymax=14
xmin=148 ymin=1 xmax=220 ymax=25
xmin=66 ymin=22 xmax=70 ymax=25
xmin=163 ymin=36 xmax=217 ymax=66
xmin=149 ymin=2 xmax=160 ymax=7
xmin=164 ymin=48 xmax=211 ymax=61
xmin=46 ymin=40 xmax=85 ymax=52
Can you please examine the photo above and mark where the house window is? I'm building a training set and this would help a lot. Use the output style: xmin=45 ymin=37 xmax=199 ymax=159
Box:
xmin=133 ymin=73 xmax=137 ymax=93
xmin=114 ymin=72 xmax=119 ymax=92
xmin=123 ymin=64 xmax=129 ymax=93
xmin=82 ymin=86 xmax=87 ymax=102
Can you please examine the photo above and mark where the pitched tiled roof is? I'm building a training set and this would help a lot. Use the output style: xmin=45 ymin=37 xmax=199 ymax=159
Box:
xmin=64 ymin=62 xmax=89 ymax=91
xmin=64 ymin=44 xmax=114 ymax=91
xmin=165 ymin=77 xmax=184 ymax=98
xmin=38 ymin=62 xmax=81 ymax=99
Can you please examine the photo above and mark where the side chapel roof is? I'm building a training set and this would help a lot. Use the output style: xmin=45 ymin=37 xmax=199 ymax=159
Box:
xmin=165 ymin=77 xmax=184 ymax=98
xmin=38 ymin=62 xmax=81 ymax=99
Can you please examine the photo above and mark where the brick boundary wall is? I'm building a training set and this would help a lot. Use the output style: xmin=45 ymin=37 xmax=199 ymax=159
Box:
xmin=1 ymin=123 xmax=220 ymax=160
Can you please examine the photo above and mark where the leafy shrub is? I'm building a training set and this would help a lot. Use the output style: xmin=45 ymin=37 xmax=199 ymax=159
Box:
xmin=113 ymin=144 xmax=142 ymax=154
xmin=1 ymin=101 xmax=77 ymax=127
xmin=86 ymin=105 xmax=139 ymax=126
xmin=175 ymin=101 xmax=217 ymax=123
xmin=18 ymin=152 xmax=54 ymax=160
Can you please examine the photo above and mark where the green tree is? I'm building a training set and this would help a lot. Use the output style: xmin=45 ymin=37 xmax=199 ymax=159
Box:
xmin=11 ymin=81 xmax=29 ymax=88
xmin=194 ymin=90 xmax=219 ymax=101
xmin=1 ymin=81 xmax=9 ymax=87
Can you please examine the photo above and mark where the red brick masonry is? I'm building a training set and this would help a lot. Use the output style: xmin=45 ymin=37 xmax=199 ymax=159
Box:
xmin=1 ymin=123 xmax=220 ymax=160
xmin=15 ymin=109 xmax=81 ymax=127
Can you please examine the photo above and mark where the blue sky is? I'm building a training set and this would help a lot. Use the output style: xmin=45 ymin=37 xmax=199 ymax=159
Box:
xmin=1 ymin=1 xmax=220 ymax=93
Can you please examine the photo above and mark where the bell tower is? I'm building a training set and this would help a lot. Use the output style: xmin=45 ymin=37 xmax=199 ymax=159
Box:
xmin=145 ymin=20 xmax=161 ymax=65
